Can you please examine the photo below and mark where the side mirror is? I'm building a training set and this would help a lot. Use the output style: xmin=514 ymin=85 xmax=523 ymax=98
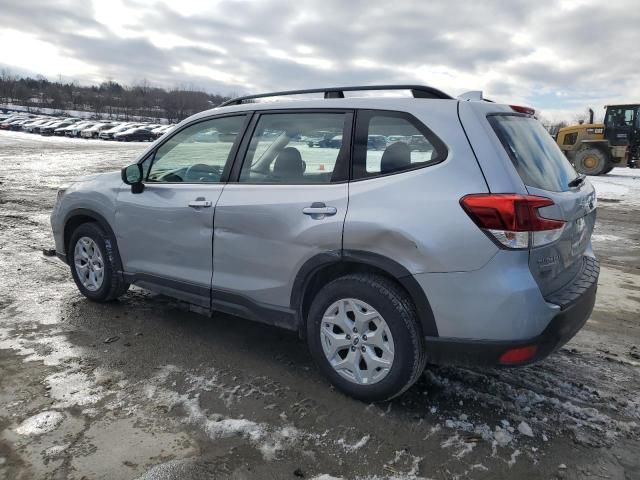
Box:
xmin=121 ymin=163 xmax=144 ymax=194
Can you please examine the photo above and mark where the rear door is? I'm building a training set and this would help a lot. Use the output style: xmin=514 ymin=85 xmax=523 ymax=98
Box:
xmin=488 ymin=114 xmax=597 ymax=296
xmin=212 ymin=110 xmax=352 ymax=320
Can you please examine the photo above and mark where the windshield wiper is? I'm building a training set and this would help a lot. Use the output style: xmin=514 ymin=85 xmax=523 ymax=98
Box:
xmin=568 ymin=174 xmax=586 ymax=188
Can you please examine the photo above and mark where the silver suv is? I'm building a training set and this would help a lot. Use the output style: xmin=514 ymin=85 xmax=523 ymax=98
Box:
xmin=50 ymin=85 xmax=599 ymax=401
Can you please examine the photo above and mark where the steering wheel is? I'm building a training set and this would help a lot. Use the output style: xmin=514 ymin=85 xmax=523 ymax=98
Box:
xmin=184 ymin=164 xmax=222 ymax=182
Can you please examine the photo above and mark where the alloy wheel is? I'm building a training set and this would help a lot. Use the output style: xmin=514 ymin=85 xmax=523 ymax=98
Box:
xmin=73 ymin=236 xmax=105 ymax=291
xmin=320 ymin=298 xmax=395 ymax=385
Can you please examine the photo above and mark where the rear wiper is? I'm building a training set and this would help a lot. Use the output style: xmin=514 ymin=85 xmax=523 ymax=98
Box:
xmin=568 ymin=174 xmax=586 ymax=188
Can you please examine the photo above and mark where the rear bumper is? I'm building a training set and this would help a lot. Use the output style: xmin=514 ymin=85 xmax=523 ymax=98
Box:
xmin=425 ymin=256 xmax=599 ymax=367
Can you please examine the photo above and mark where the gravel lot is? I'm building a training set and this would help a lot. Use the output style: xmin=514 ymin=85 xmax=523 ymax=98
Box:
xmin=0 ymin=130 xmax=639 ymax=480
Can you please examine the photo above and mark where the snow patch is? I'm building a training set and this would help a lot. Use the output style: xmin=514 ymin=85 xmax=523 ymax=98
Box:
xmin=518 ymin=421 xmax=534 ymax=437
xmin=46 ymin=369 xmax=105 ymax=408
xmin=508 ymin=449 xmax=521 ymax=467
xmin=591 ymin=233 xmax=624 ymax=243
xmin=337 ymin=434 xmax=370 ymax=452
xmin=589 ymin=170 xmax=640 ymax=206
xmin=15 ymin=411 xmax=64 ymax=436
xmin=441 ymin=433 xmax=475 ymax=458
xmin=43 ymin=444 xmax=69 ymax=458
xmin=144 ymin=367 xmax=301 ymax=461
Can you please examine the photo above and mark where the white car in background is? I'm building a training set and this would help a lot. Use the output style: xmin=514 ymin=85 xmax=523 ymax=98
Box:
xmin=25 ymin=119 xmax=57 ymax=133
xmin=99 ymin=123 xmax=138 ymax=140
xmin=150 ymin=125 xmax=175 ymax=138
xmin=81 ymin=123 xmax=115 ymax=139
xmin=63 ymin=121 xmax=92 ymax=136
xmin=18 ymin=117 xmax=49 ymax=129
xmin=70 ymin=122 xmax=98 ymax=137
xmin=42 ymin=120 xmax=80 ymax=136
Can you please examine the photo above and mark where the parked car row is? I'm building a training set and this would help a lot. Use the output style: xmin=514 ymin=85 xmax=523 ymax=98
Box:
xmin=301 ymin=131 xmax=431 ymax=151
xmin=0 ymin=113 xmax=175 ymax=141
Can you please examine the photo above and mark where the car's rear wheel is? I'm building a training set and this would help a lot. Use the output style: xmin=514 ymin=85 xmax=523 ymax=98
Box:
xmin=307 ymin=274 xmax=426 ymax=402
xmin=69 ymin=222 xmax=129 ymax=302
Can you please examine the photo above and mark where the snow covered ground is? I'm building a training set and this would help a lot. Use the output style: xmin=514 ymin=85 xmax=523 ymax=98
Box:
xmin=589 ymin=167 xmax=640 ymax=207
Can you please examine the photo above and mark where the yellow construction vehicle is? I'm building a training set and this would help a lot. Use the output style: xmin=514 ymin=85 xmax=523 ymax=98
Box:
xmin=556 ymin=105 xmax=639 ymax=175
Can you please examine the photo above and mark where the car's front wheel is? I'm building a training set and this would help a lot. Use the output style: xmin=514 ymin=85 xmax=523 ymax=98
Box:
xmin=574 ymin=147 xmax=610 ymax=175
xmin=69 ymin=222 xmax=129 ymax=302
xmin=307 ymin=274 xmax=426 ymax=402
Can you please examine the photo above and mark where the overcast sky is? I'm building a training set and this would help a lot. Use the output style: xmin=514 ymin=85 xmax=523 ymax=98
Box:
xmin=0 ymin=0 xmax=638 ymax=121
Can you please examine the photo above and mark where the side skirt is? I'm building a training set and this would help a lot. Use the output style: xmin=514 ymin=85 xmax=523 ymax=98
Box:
xmin=120 ymin=272 xmax=298 ymax=331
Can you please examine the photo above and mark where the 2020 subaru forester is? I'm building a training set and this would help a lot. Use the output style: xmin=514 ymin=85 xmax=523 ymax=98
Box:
xmin=50 ymin=85 xmax=599 ymax=401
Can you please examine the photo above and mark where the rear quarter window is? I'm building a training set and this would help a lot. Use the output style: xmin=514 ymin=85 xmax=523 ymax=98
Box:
xmin=489 ymin=114 xmax=579 ymax=192
xmin=352 ymin=110 xmax=447 ymax=180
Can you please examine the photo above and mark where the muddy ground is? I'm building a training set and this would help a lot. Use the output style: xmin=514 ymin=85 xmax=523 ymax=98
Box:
xmin=0 ymin=130 xmax=638 ymax=480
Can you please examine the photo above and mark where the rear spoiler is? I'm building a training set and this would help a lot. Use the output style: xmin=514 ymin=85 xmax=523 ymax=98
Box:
xmin=459 ymin=91 xmax=536 ymax=117
xmin=458 ymin=91 xmax=484 ymax=101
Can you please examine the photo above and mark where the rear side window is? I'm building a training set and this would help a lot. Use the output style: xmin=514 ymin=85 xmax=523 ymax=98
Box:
xmin=489 ymin=115 xmax=579 ymax=192
xmin=238 ymin=112 xmax=351 ymax=184
xmin=352 ymin=110 xmax=447 ymax=179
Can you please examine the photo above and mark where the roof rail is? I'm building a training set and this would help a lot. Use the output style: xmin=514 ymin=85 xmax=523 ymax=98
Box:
xmin=218 ymin=85 xmax=453 ymax=107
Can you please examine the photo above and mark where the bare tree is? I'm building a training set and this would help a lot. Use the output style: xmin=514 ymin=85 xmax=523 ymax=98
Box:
xmin=0 ymin=72 xmax=230 ymax=121
xmin=0 ymin=68 xmax=17 ymax=104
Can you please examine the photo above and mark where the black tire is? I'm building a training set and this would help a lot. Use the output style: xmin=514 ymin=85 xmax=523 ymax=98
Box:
xmin=307 ymin=274 xmax=427 ymax=402
xmin=68 ymin=222 xmax=129 ymax=302
xmin=602 ymin=164 xmax=615 ymax=174
xmin=574 ymin=147 xmax=611 ymax=175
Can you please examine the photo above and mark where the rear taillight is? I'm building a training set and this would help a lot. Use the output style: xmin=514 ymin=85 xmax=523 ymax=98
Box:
xmin=460 ymin=194 xmax=565 ymax=249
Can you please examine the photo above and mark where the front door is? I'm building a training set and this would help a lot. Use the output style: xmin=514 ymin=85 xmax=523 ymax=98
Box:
xmin=604 ymin=105 xmax=637 ymax=146
xmin=115 ymin=114 xmax=248 ymax=306
xmin=212 ymin=110 xmax=352 ymax=324
xmin=631 ymin=106 xmax=640 ymax=163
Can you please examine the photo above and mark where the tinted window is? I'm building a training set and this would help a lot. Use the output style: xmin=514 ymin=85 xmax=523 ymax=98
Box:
xmin=147 ymin=115 xmax=245 ymax=183
xmin=563 ymin=132 xmax=577 ymax=145
xmin=489 ymin=115 xmax=579 ymax=192
xmin=605 ymin=106 xmax=635 ymax=128
xmin=353 ymin=111 xmax=446 ymax=179
xmin=239 ymin=112 xmax=350 ymax=184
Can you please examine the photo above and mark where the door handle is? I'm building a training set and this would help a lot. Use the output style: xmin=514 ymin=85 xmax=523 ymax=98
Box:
xmin=302 ymin=202 xmax=337 ymax=218
xmin=188 ymin=199 xmax=212 ymax=208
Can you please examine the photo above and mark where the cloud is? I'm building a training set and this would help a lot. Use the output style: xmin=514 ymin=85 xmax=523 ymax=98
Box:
xmin=0 ymin=0 xmax=637 ymax=120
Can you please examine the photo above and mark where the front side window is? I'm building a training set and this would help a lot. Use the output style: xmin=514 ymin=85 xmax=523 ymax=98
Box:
xmin=563 ymin=132 xmax=578 ymax=145
xmin=239 ymin=112 xmax=350 ymax=184
xmin=147 ymin=115 xmax=246 ymax=183
xmin=352 ymin=111 xmax=446 ymax=179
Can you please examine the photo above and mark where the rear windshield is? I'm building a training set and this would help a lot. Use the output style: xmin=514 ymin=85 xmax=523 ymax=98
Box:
xmin=489 ymin=114 xmax=579 ymax=192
